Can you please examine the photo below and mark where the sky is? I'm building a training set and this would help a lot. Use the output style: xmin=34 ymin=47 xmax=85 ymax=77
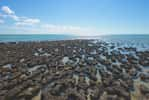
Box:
xmin=0 ymin=0 xmax=149 ymax=36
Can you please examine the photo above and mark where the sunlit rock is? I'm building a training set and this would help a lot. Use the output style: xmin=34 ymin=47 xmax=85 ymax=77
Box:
xmin=28 ymin=64 xmax=47 ymax=74
xmin=62 ymin=56 xmax=69 ymax=65
xmin=85 ymin=76 xmax=90 ymax=85
xmin=73 ymin=74 xmax=79 ymax=85
xmin=2 ymin=64 xmax=12 ymax=69
xmin=131 ymin=78 xmax=149 ymax=100
xmin=96 ymin=70 xmax=102 ymax=83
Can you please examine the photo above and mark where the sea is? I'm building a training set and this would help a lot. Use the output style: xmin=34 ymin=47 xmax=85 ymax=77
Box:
xmin=0 ymin=34 xmax=75 ymax=42
xmin=0 ymin=34 xmax=149 ymax=51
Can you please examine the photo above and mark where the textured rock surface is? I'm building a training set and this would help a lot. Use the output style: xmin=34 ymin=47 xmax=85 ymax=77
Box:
xmin=0 ymin=40 xmax=149 ymax=100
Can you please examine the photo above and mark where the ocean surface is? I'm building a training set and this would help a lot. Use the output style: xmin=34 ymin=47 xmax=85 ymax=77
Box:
xmin=0 ymin=34 xmax=75 ymax=42
xmin=0 ymin=34 xmax=149 ymax=51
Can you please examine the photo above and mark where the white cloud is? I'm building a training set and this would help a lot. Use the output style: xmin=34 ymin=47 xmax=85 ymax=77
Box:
xmin=15 ymin=18 xmax=40 ymax=26
xmin=23 ymin=18 xmax=40 ymax=24
xmin=8 ymin=15 xmax=19 ymax=21
xmin=0 ymin=13 xmax=19 ymax=21
xmin=0 ymin=19 xmax=4 ymax=24
xmin=1 ymin=6 xmax=40 ymax=26
xmin=40 ymin=24 xmax=98 ymax=36
xmin=1 ymin=6 xmax=15 ymax=15
xmin=42 ymin=24 xmax=81 ymax=31
xmin=0 ymin=6 xmax=99 ymax=36
xmin=41 ymin=24 xmax=81 ymax=33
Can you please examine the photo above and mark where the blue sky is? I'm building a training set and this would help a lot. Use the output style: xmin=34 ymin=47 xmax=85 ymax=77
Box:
xmin=0 ymin=0 xmax=149 ymax=36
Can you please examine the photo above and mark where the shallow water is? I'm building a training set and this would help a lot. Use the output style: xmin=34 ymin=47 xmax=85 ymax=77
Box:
xmin=99 ymin=35 xmax=149 ymax=52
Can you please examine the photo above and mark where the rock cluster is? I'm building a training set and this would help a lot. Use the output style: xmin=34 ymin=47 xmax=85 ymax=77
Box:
xmin=0 ymin=40 xmax=149 ymax=100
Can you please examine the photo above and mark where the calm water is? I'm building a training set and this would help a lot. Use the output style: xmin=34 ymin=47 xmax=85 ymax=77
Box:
xmin=0 ymin=34 xmax=75 ymax=42
xmin=99 ymin=34 xmax=149 ymax=51
xmin=0 ymin=34 xmax=149 ymax=51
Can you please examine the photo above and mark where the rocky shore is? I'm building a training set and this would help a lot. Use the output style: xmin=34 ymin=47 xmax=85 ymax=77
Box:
xmin=0 ymin=39 xmax=149 ymax=100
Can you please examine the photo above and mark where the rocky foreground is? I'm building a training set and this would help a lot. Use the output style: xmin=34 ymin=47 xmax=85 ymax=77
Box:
xmin=0 ymin=40 xmax=149 ymax=100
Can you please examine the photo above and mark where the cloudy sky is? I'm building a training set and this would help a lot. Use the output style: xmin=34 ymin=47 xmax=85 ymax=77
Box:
xmin=0 ymin=0 xmax=149 ymax=36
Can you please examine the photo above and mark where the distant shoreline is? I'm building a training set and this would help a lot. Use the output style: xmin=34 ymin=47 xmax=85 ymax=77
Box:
xmin=0 ymin=34 xmax=149 ymax=42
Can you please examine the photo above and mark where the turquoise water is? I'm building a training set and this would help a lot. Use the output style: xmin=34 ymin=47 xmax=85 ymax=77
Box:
xmin=0 ymin=34 xmax=75 ymax=42
xmin=0 ymin=34 xmax=149 ymax=42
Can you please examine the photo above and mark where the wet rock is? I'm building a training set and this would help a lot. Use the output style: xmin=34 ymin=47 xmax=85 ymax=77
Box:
xmin=105 ymin=87 xmax=115 ymax=94
xmin=103 ymin=78 xmax=112 ymax=86
xmin=50 ymin=84 xmax=66 ymax=96
xmin=5 ymin=86 xmax=23 ymax=99
xmin=121 ymin=58 xmax=128 ymax=64
xmin=140 ymin=73 xmax=149 ymax=82
xmin=106 ymin=95 xmax=118 ymax=100
xmin=42 ymin=91 xmax=66 ymax=100
xmin=113 ymin=86 xmax=130 ymax=99
xmin=129 ymin=68 xmax=137 ymax=77
xmin=89 ymin=73 xmax=97 ymax=82
xmin=18 ymin=85 xmax=40 ymax=99
xmin=32 ymin=90 xmax=41 ymax=100
xmin=87 ymin=87 xmax=99 ymax=100
xmin=66 ymin=88 xmax=86 ymax=100
xmin=0 ymin=90 xmax=8 ymax=96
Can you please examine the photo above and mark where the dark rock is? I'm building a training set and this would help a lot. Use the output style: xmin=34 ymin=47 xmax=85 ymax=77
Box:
xmin=140 ymin=73 xmax=149 ymax=82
